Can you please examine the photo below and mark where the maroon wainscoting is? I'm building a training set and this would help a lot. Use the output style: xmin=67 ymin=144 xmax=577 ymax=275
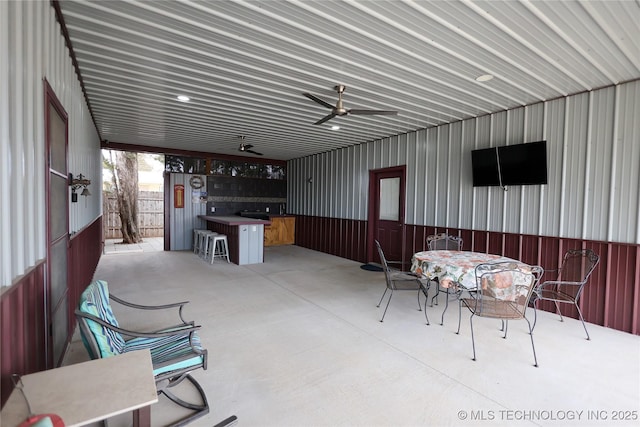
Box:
xmin=295 ymin=215 xmax=368 ymax=263
xmin=67 ymin=217 xmax=104 ymax=334
xmin=294 ymin=215 xmax=640 ymax=335
xmin=0 ymin=262 xmax=46 ymax=407
xmin=1 ymin=217 xmax=103 ymax=407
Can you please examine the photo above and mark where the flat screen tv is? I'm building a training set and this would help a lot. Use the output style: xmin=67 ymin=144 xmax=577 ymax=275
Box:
xmin=471 ymin=141 xmax=547 ymax=187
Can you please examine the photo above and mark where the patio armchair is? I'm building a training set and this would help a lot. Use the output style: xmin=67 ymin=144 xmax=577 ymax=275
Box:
xmin=532 ymin=249 xmax=600 ymax=340
xmin=75 ymin=280 xmax=222 ymax=426
xmin=375 ymin=240 xmax=429 ymax=324
xmin=457 ymin=262 xmax=543 ymax=366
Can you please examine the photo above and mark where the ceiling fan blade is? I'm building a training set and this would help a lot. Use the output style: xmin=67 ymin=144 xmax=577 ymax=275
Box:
xmin=246 ymin=149 xmax=263 ymax=156
xmin=313 ymin=113 xmax=337 ymax=125
xmin=348 ymin=109 xmax=398 ymax=116
xmin=303 ymin=93 xmax=334 ymax=109
xmin=244 ymin=144 xmax=254 ymax=150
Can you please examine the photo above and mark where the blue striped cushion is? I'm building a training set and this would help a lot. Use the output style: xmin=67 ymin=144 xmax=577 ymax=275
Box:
xmin=124 ymin=329 xmax=205 ymax=375
xmin=78 ymin=280 xmax=125 ymax=357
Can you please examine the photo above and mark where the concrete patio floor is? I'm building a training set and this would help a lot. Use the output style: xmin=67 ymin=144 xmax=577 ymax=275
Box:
xmin=103 ymin=237 xmax=164 ymax=254
xmin=65 ymin=245 xmax=640 ymax=427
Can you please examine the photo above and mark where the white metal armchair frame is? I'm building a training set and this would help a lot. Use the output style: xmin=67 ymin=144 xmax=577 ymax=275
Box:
xmin=532 ymin=249 xmax=600 ymax=340
xmin=457 ymin=262 xmax=543 ymax=366
xmin=375 ymin=240 xmax=429 ymax=324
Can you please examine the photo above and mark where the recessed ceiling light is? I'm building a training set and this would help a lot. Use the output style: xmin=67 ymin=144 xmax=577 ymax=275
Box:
xmin=176 ymin=95 xmax=190 ymax=102
xmin=331 ymin=125 xmax=340 ymax=130
xmin=475 ymin=74 xmax=494 ymax=82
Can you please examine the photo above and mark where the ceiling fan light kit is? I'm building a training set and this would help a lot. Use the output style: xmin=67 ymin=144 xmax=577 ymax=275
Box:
xmin=237 ymin=136 xmax=263 ymax=156
xmin=303 ymin=85 xmax=398 ymax=125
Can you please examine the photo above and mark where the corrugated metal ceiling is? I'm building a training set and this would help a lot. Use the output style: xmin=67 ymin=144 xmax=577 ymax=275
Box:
xmin=56 ymin=0 xmax=639 ymax=160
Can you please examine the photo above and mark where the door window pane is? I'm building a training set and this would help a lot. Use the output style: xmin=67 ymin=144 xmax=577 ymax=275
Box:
xmin=379 ymin=177 xmax=400 ymax=221
xmin=49 ymin=107 xmax=66 ymax=173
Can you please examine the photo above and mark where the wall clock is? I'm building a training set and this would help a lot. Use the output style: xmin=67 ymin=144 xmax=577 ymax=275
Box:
xmin=189 ymin=175 xmax=204 ymax=189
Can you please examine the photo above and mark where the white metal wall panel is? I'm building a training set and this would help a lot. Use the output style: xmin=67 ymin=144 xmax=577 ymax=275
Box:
xmin=356 ymin=144 xmax=366 ymax=220
xmin=472 ymin=116 xmax=492 ymax=231
xmin=169 ymin=173 xmax=207 ymax=251
xmin=404 ymin=132 xmax=418 ymax=225
xmin=8 ymin=1 xmax=27 ymax=276
xmin=608 ymin=81 xmax=640 ymax=243
xmin=521 ymin=104 xmax=545 ymax=236
xmin=540 ymin=98 xmax=566 ymax=238
xmin=458 ymin=120 xmax=476 ymax=230
xmin=561 ymin=93 xmax=590 ymax=239
xmin=68 ymin=86 xmax=102 ymax=235
xmin=446 ymin=123 xmax=462 ymax=228
xmin=0 ymin=0 xmax=10 ymax=286
xmin=583 ymin=88 xmax=615 ymax=241
xmin=434 ymin=126 xmax=448 ymax=227
xmin=1 ymin=1 xmax=100 ymax=287
xmin=424 ymin=128 xmax=439 ymax=226
xmin=409 ymin=130 xmax=426 ymax=224
xmin=488 ymin=113 xmax=507 ymax=232
xmin=503 ymin=108 xmax=524 ymax=234
xmin=288 ymin=81 xmax=640 ymax=245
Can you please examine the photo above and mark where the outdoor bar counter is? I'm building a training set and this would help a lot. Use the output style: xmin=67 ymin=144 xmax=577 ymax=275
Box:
xmin=198 ymin=215 xmax=271 ymax=265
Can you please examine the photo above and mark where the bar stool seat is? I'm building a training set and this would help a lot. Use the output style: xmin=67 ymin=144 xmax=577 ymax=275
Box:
xmin=209 ymin=234 xmax=230 ymax=263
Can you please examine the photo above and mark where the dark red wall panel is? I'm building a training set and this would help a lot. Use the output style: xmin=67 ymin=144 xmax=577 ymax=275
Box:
xmin=519 ymin=235 xmax=540 ymax=266
xmin=1 ymin=217 xmax=103 ymax=408
xmin=472 ymin=231 xmax=489 ymax=253
xmin=503 ymin=233 xmax=521 ymax=259
xmin=1 ymin=262 xmax=46 ymax=407
xmin=68 ymin=217 xmax=103 ymax=334
xmin=295 ymin=215 xmax=368 ymax=263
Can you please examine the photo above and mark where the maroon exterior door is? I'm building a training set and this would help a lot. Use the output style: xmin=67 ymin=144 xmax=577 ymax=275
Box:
xmin=45 ymin=81 xmax=70 ymax=368
xmin=368 ymin=166 xmax=406 ymax=266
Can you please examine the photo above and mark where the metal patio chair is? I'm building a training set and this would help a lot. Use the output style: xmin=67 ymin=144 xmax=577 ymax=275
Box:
xmin=457 ymin=262 xmax=543 ymax=366
xmin=426 ymin=233 xmax=464 ymax=311
xmin=375 ymin=240 xmax=429 ymax=324
xmin=75 ymin=280 xmax=234 ymax=426
xmin=532 ymin=249 xmax=600 ymax=340
xmin=426 ymin=233 xmax=464 ymax=251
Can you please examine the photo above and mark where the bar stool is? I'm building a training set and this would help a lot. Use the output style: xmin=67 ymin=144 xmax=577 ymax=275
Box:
xmin=193 ymin=229 xmax=208 ymax=254
xmin=200 ymin=231 xmax=218 ymax=259
xmin=209 ymin=234 xmax=230 ymax=263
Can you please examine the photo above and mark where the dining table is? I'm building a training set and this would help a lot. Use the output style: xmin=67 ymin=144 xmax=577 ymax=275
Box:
xmin=410 ymin=250 xmax=531 ymax=324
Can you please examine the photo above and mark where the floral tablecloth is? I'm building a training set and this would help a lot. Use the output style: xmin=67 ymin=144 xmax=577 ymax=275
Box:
xmin=410 ymin=250 xmax=526 ymax=290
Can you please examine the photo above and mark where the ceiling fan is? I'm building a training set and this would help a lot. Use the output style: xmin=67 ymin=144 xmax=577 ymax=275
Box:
xmin=237 ymin=136 xmax=263 ymax=156
xmin=303 ymin=84 xmax=398 ymax=125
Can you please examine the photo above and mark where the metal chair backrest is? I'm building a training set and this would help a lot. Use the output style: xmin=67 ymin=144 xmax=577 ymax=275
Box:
xmin=554 ymin=249 xmax=599 ymax=298
xmin=557 ymin=249 xmax=599 ymax=282
xmin=474 ymin=262 xmax=543 ymax=317
xmin=374 ymin=240 xmax=394 ymax=289
xmin=427 ymin=233 xmax=463 ymax=251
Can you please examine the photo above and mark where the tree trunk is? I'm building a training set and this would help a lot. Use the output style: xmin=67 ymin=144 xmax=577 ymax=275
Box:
xmin=112 ymin=151 xmax=141 ymax=243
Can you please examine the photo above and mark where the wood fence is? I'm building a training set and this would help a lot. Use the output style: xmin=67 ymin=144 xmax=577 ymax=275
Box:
xmin=103 ymin=191 xmax=164 ymax=239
